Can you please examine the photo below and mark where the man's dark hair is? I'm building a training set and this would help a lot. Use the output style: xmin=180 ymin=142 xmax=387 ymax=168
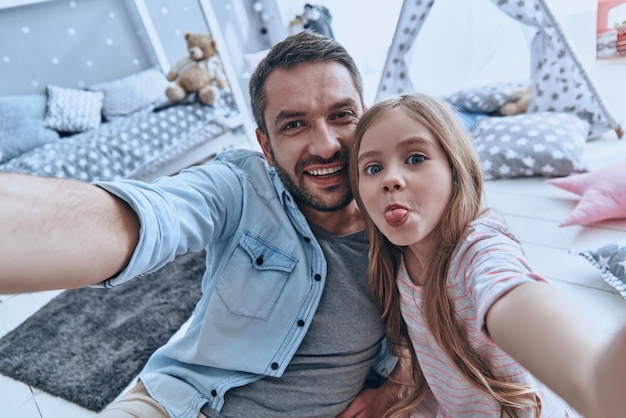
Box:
xmin=249 ymin=30 xmax=364 ymax=136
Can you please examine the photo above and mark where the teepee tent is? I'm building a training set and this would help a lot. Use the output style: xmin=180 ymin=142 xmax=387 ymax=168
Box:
xmin=377 ymin=0 xmax=623 ymax=138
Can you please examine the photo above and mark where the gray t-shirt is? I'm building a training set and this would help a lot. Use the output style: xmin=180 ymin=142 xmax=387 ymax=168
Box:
xmin=218 ymin=224 xmax=385 ymax=417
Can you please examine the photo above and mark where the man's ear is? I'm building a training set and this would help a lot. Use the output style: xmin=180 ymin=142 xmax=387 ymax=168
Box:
xmin=256 ymin=128 xmax=274 ymax=166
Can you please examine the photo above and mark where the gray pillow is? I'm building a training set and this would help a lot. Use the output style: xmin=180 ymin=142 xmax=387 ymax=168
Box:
xmin=0 ymin=94 xmax=60 ymax=163
xmin=89 ymin=68 xmax=169 ymax=120
xmin=573 ymin=238 xmax=626 ymax=300
xmin=472 ymin=112 xmax=589 ymax=179
xmin=445 ymin=80 xmax=529 ymax=113
xmin=44 ymin=85 xmax=104 ymax=133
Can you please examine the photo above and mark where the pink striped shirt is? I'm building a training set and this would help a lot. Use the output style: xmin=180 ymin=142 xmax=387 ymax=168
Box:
xmin=398 ymin=211 xmax=578 ymax=417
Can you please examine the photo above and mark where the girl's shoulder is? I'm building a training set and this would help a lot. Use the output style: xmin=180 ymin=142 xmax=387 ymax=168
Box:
xmin=463 ymin=208 xmax=520 ymax=245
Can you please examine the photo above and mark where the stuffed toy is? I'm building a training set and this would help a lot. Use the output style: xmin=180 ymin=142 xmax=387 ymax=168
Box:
xmin=499 ymin=83 xmax=533 ymax=116
xmin=288 ymin=4 xmax=335 ymax=38
xmin=165 ymin=32 xmax=228 ymax=106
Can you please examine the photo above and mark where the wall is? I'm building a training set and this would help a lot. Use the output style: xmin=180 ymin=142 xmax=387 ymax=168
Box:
xmin=0 ymin=0 xmax=157 ymax=95
xmin=208 ymin=0 xmax=286 ymax=108
xmin=0 ymin=0 xmax=243 ymax=97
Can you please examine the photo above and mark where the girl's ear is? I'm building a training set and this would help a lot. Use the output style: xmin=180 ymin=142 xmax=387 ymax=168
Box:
xmin=256 ymin=128 xmax=274 ymax=166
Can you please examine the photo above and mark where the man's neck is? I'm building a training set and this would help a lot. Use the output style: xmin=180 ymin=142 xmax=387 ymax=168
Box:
xmin=300 ymin=201 xmax=365 ymax=237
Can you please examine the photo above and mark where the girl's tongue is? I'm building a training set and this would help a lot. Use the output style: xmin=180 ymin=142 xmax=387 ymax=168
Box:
xmin=385 ymin=207 xmax=408 ymax=224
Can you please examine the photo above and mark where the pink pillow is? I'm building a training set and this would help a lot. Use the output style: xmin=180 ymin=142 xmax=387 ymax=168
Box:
xmin=547 ymin=158 xmax=626 ymax=226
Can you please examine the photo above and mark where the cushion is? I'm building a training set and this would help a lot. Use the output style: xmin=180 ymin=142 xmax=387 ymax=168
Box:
xmin=44 ymin=85 xmax=104 ymax=133
xmin=573 ymin=238 xmax=626 ymax=300
xmin=243 ymin=49 xmax=270 ymax=76
xmin=89 ymin=68 xmax=169 ymax=120
xmin=0 ymin=94 xmax=60 ymax=163
xmin=445 ymin=80 xmax=529 ymax=113
xmin=547 ymin=158 xmax=626 ymax=226
xmin=472 ymin=112 xmax=589 ymax=180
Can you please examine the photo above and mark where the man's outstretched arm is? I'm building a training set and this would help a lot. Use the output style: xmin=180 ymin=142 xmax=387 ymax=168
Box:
xmin=0 ymin=173 xmax=139 ymax=292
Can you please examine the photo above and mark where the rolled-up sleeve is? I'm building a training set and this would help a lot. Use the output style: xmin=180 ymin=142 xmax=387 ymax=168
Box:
xmin=92 ymin=162 xmax=243 ymax=288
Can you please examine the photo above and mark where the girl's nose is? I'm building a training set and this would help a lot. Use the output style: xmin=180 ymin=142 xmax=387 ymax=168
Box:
xmin=382 ymin=167 xmax=405 ymax=192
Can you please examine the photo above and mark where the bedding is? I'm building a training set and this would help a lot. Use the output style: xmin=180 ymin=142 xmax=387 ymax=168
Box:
xmin=0 ymin=92 xmax=242 ymax=182
xmin=0 ymin=94 xmax=60 ymax=163
xmin=0 ymin=61 xmax=248 ymax=183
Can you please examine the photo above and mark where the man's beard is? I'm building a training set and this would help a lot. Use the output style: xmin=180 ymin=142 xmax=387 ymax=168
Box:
xmin=270 ymin=148 xmax=353 ymax=212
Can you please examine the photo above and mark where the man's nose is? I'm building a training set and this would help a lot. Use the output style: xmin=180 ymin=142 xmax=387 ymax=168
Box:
xmin=309 ymin=122 xmax=342 ymax=158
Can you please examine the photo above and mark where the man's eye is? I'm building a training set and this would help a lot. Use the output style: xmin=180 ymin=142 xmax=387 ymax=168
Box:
xmin=282 ymin=121 xmax=302 ymax=131
xmin=407 ymin=154 xmax=425 ymax=165
xmin=333 ymin=110 xmax=354 ymax=121
xmin=364 ymin=165 xmax=382 ymax=175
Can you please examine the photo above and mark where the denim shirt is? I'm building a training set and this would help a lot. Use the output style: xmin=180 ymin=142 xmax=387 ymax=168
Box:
xmin=95 ymin=149 xmax=395 ymax=418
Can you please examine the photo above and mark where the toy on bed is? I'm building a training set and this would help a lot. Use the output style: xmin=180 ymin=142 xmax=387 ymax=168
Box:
xmin=165 ymin=32 xmax=228 ymax=106
xmin=498 ymin=83 xmax=532 ymax=116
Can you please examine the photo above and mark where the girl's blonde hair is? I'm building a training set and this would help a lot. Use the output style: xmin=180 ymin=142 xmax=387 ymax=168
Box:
xmin=349 ymin=93 xmax=541 ymax=417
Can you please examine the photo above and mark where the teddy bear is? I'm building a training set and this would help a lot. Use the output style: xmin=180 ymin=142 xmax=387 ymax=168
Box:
xmin=165 ymin=32 xmax=228 ymax=106
xmin=499 ymin=83 xmax=533 ymax=116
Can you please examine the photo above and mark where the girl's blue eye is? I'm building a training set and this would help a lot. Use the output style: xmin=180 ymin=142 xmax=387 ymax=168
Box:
xmin=365 ymin=165 xmax=382 ymax=175
xmin=407 ymin=154 xmax=425 ymax=165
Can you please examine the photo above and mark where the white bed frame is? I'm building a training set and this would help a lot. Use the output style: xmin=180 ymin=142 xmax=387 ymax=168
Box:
xmin=132 ymin=0 xmax=259 ymax=180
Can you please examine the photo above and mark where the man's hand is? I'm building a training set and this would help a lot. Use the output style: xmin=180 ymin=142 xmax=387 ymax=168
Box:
xmin=338 ymin=346 xmax=413 ymax=417
xmin=336 ymin=381 xmax=401 ymax=418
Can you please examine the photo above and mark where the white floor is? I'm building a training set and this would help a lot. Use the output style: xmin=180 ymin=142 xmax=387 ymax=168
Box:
xmin=1 ymin=13 xmax=626 ymax=418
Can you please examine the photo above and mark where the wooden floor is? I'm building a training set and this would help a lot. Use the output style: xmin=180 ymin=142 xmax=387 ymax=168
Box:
xmin=483 ymin=134 xmax=626 ymax=337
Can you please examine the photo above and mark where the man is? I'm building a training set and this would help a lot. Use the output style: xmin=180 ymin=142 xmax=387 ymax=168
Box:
xmin=0 ymin=31 xmax=403 ymax=417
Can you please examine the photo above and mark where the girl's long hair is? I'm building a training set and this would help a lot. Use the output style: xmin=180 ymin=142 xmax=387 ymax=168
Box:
xmin=349 ymin=94 xmax=541 ymax=417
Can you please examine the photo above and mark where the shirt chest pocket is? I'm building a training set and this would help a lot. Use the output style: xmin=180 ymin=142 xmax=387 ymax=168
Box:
xmin=216 ymin=230 xmax=299 ymax=319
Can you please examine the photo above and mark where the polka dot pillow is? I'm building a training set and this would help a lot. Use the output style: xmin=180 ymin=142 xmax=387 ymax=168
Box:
xmin=573 ymin=238 xmax=626 ymax=300
xmin=89 ymin=68 xmax=169 ymax=120
xmin=445 ymin=80 xmax=529 ymax=113
xmin=472 ymin=112 xmax=589 ymax=180
xmin=44 ymin=85 xmax=104 ymax=133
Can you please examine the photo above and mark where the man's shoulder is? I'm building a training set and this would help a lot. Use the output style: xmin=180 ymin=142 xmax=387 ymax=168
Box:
xmin=213 ymin=148 xmax=278 ymax=200
xmin=214 ymin=148 xmax=266 ymax=165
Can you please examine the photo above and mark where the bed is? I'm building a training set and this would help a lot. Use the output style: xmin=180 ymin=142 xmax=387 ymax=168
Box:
xmin=0 ymin=79 xmax=248 ymax=182
xmin=0 ymin=0 xmax=256 ymax=183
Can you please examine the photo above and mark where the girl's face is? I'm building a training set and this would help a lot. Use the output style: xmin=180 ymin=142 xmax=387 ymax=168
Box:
xmin=356 ymin=109 xmax=453 ymax=250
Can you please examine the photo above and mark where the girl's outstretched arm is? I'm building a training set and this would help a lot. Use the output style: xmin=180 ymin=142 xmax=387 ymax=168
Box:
xmin=0 ymin=173 xmax=139 ymax=292
xmin=593 ymin=320 xmax=626 ymax=417
xmin=486 ymin=280 xmax=626 ymax=417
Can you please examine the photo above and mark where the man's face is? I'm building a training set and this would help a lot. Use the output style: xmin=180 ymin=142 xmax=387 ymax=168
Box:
xmin=257 ymin=62 xmax=363 ymax=213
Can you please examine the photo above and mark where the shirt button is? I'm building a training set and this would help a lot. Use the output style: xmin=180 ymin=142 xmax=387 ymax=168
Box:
xmin=304 ymin=237 xmax=311 ymax=243
xmin=297 ymin=319 xmax=305 ymax=327
xmin=271 ymin=362 xmax=279 ymax=370
xmin=255 ymin=255 xmax=263 ymax=265
xmin=211 ymin=389 xmax=217 ymax=397
xmin=314 ymin=274 xmax=321 ymax=281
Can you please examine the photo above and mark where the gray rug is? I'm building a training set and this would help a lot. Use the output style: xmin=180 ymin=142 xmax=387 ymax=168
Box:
xmin=0 ymin=250 xmax=205 ymax=412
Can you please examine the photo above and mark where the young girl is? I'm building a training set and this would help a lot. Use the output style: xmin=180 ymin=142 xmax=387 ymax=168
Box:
xmin=349 ymin=93 xmax=626 ymax=417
